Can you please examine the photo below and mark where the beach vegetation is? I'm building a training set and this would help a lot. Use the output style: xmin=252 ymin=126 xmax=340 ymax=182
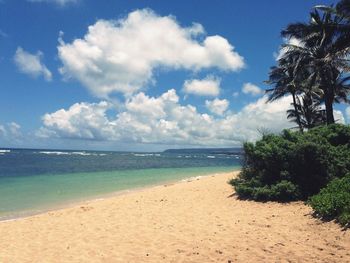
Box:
xmin=229 ymin=124 xmax=350 ymax=202
xmin=309 ymin=174 xmax=350 ymax=227
xmin=232 ymin=0 xmax=350 ymax=227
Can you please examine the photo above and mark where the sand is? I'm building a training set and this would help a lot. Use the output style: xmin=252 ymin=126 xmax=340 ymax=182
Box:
xmin=0 ymin=171 xmax=349 ymax=262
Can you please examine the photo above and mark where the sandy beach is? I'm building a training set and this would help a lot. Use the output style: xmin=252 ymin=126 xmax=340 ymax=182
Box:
xmin=0 ymin=171 xmax=349 ymax=262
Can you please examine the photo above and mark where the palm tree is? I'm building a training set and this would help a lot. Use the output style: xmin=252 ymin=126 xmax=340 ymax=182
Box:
xmin=287 ymin=92 xmax=326 ymax=129
xmin=265 ymin=54 xmax=305 ymax=132
xmin=335 ymin=0 xmax=350 ymax=18
xmin=316 ymin=0 xmax=350 ymax=21
xmin=282 ymin=8 xmax=350 ymax=124
xmin=333 ymin=71 xmax=350 ymax=104
xmin=316 ymin=0 xmax=350 ymax=48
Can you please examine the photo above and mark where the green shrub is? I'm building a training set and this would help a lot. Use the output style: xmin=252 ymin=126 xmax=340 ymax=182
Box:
xmin=230 ymin=178 xmax=300 ymax=201
xmin=309 ymin=175 xmax=350 ymax=227
xmin=270 ymin=180 xmax=301 ymax=201
xmin=230 ymin=124 xmax=350 ymax=201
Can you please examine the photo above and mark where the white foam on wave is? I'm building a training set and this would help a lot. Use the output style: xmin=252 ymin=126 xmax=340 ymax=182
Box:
xmin=133 ymin=153 xmax=155 ymax=157
xmin=39 ymin=151 xmax=71 ymax=155
xmin=38 ymin=151 xmax=109 ymax=156
xmin=181 ymin=176 xmax=202 ymax=182
xmin=71 ymin=152 xmax=91 ymax=156
xmin=0 ymin=149 xmax=10 ymax=153
xmin=207 ymin=155 xmax=215 ymax=158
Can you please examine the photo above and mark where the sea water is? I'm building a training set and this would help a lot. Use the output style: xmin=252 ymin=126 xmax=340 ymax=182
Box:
xmin=0 ymin=148 xmax=242 ymax=220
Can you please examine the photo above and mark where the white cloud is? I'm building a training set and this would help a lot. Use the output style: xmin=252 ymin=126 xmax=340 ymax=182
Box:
xmin=346 ymin=107 xmax=350 ymax=123
xmin=242 ymin=82 xmax=263 ymax=96
xmin=274 ymin=37 xmax=303 ymax=60
xmin=334 ymin=109 xmax=345 ymax=124
xmin=14 ymin=47 xmax=52 ymax=81
xmin=183 ymin=76 xmax=220 ymax=97
xmin=38 ymin=90 xmax=303 ymax=146
xmin=315 ymin=106 xmax=345 ymax=124
xmin=7 ymin=122 xmax=22 ymax=137
xmin=232 ymin=92 xmax=239 ymax=98
xmin=0 ymin=122 xmax=22 ymax=140
xmin=205 ymin=98 xmax=229 ymax=115
xmin=0 ymin=125 xmax=6 ymax=137
xmin=38 ymin=101 xmax=117 ymax=140
xmin=28 ymin=0 xmax=79 ymax=6
xmin=58 ymin=9 xmax=244 ymax=98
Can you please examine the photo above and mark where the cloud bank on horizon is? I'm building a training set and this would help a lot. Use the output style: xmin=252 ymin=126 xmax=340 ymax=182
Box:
xmin=0 ymin=122 xmax=22 ymax=146
xmin=39 ymin=92 xmax=346 ymax=146
xmin=37 ymin=90 xmax=295 ymax=146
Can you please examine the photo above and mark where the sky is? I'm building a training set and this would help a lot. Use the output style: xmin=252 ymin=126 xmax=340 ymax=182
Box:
xmin=0 ymin=0 xmax=348 ymax=151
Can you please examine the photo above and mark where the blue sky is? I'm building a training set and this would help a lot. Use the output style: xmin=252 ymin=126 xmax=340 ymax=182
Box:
xmin=0 ymin=0 xmax=347 ymax=151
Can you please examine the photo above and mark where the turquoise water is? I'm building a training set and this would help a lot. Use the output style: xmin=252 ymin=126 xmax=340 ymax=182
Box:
xmin=0 ymin=149 xmax=242 ymax=219
xmin=0 ymin=166 xmax=238 ymax=219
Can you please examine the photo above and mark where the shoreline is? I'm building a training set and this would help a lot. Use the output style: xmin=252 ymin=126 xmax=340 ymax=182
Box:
xmin=0 ymin=170 xmax=236 ymax=223
xmin=1 ymin=171 xmax=349 ymax=262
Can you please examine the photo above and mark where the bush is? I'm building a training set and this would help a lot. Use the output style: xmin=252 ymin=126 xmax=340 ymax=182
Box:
xmin=230 ymin=124 xmax=350 ymax=201
xmin=230 ymin=178 xmax=300 ymax=201
xmin=309 ymin=175 xmax=350 ymax=227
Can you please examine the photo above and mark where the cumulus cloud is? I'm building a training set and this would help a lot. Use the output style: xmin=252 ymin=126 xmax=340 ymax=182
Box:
xmin=334 ymin=109 xmax=345 ymax=124
xmin=28 ymin=0 xmax=79 ymax=6
xmin=0 ymin=122 xmax=22 ymax=140
xmin=8 ymin=122 xmax=22 ymax=137
xmin=205 ymin=98 xmax=229 ymax=115
xmin=38 ymin=89 xmax=303 ymax=146
xmin=242 ymin=82 xmax=263 ymax=96
xmin=183 ymin=76 xmax=221 ymax=97
xmin=14 ymin=47 xmax=52 ymax=81
xmin=38 ymin=101 xmax=117 ymax=140
xmin=58 ymin=9 xmax=244 ymax=98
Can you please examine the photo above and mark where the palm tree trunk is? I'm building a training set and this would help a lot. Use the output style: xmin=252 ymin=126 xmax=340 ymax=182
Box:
xmin=321 ymin=75 xmax=335 ymax=125
xmin=325 ymin=95 xmax=335 ymax=124
xmin=292 ymin=93 xmax=303 ymax=132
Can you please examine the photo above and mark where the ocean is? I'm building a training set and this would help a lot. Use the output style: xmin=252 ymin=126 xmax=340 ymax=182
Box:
xmin=0 ymin=148 xmax=242 ymax=220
